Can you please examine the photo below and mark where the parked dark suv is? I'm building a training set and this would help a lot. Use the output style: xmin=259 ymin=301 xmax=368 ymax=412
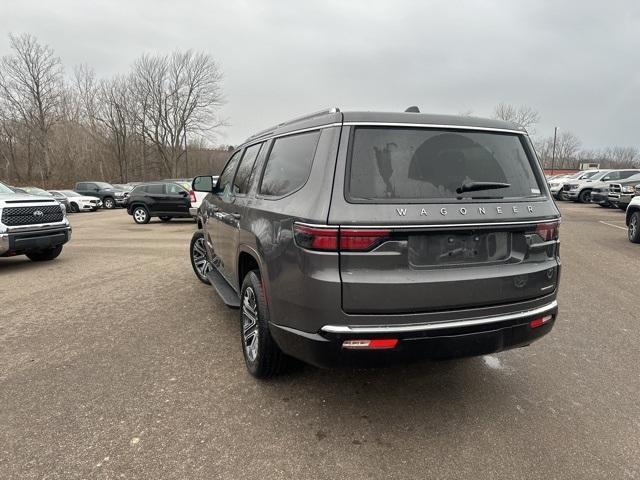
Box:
xmin=190 ymin=108 xmax=561 ymax=378
xmin=74 ymin=182 xmax=128 ymax=209
xmin=126 ymin=181 xmax=191 ymax=224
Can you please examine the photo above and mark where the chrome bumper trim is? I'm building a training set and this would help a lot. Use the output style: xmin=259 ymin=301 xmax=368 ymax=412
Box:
xmin=320 ymin=300 xmax=558 ymax=334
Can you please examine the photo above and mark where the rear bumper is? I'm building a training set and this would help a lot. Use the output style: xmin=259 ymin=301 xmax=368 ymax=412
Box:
xmin=189 ymin=207 xmax=198 ymax=217
xmin=270 ymin=300 xmax=558 ymax=368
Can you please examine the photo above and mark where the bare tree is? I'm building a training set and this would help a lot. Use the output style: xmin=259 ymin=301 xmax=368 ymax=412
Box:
xmin=96 ymin=76 xmax=134 ymax=182
xmin=493 ymin=103 xmax=540 ymax=133
xmin=534 ymin=131 xmax=582 ymax=169
xmin=0 ymin=33 xmax=63 ymax=186
xmin=130 ymin=50 xmax=224 ymax=177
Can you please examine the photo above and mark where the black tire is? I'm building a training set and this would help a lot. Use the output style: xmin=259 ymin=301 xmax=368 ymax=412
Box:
xmin=26 ymin=245 xmax=63 ymax=262
xmin=103 ymin=197 xmax=115 ymax=209
xmin=240 ymin=270 xmax=288 ymax=378
xmin=132 ymin=206 xmax=150 ymax=224
xmin=578 ymin=190 xmax=592 ymax=203
xmin=190 ymin=230 xmax=212 ymax=284
xmin=69 ymin=202 xmax=79 ymax=213
xmin=598 ymin=203 xmax=610 ymax=208
xmin=159 ymin=216 xmax=172 ymax=222
xmin=629 ymin=212 xmax=640 ymax=243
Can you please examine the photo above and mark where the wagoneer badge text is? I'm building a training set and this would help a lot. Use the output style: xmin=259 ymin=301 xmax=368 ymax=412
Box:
xmin=395 ymin=205 xmax=536 ymax=216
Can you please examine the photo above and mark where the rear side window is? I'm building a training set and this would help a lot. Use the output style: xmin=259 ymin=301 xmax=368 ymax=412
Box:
xmin=348 ymin=128 xmax=542 ymax=202
xmin=260 ymin=131 xmax=320 ymax=197
xmin=146 ymin=184 xmax=164 ymax=194
xmin=166 ymin=183 xmax=186 ymax=194
xmin=233 ymin=142 xmax=263 ymax=195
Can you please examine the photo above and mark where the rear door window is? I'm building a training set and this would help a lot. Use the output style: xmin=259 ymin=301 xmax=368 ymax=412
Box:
xmin=146 ymin=184 xmax=164 ymax=194
xmin=260 ymin=131 xmax=321 ymax=197
xmin=347 ymin=127 xmax=542 ymax=202
xmin=233 ymin=142 xmax=263 ymax=195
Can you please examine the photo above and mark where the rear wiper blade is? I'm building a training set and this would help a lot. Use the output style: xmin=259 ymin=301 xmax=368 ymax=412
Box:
xmin=456 ymin=181 xmax=511 ymax=194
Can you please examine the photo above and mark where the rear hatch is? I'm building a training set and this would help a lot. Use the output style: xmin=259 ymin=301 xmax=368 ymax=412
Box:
xmin=329 ymin=125 xmax=560 ymax=314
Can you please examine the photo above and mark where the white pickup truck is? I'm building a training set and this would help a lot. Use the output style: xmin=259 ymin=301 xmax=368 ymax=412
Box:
xmin=0 ymin=181 xmax=71 ymax=261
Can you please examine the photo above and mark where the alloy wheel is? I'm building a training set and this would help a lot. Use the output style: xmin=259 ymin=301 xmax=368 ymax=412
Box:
xmin=192 ymin=237 xmax=212 ymax=280
xmin=134 ymin=208 xmax=147 ymax=223
xmin=629 ymin=215 xmax=637 ymax=240
xmin=104 ymin=198 xmax=115 ymax=209
xmin=242 ymin=287 xmax=259 ymax=362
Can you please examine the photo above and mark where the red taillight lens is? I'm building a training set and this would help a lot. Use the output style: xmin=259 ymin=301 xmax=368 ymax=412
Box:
xmin=189 ymin=190 xmax=197 ymax=203
xmin=293 ymin=224 xmax=339 ymax=251
xmin=340 ymin=229 xmax=391 ymax=251
xmin=535 ymin=222 xmax=560 ymax=241
xmin=294 ymin=224 xmax=392 ymax=252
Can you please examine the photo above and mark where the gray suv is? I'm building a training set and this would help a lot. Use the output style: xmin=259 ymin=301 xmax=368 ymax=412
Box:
xmin=190 ymin=108 xmax=561 ymax=377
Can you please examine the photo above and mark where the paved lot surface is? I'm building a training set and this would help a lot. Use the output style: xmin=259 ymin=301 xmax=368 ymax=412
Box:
xmin=1 ymin=204 xmax=639 ymax=479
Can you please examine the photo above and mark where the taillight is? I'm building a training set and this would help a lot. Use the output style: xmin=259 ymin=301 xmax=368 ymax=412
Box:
xmin=293 ymin=223 xmax=392 ymax=252
xmin=189 ymin=190 xmax=197 ymax=203
xmin=535 ymin=221 xmax=560 ymax=241
xmin=340 ymin=229 xmax=391 ymax=251
xmin=293 ymin=224 xmax=339 ymax=251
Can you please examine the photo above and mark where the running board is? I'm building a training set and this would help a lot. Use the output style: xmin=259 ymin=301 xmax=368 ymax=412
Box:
xmin=206 ymin=268 xmax=240 ymax=308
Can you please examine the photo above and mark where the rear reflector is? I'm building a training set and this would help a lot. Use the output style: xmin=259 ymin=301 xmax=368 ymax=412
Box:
xmin=342 ymin=338 xmax=398 ymax=350
xmin=529 ymin=314 xmax=553 ymax=329
xmin=189 ymin=190 xmax=197 ymax=203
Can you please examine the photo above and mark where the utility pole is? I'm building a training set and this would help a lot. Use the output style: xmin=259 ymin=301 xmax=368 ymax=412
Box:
xmin=551 ymin=126 xmax=558 ymax=174
xmin=183 ymin=127 xmax=188 ymax=178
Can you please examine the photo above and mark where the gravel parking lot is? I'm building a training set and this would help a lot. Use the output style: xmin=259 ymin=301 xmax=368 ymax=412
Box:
xmin=1 ymin=204 xmax=639 ymax=479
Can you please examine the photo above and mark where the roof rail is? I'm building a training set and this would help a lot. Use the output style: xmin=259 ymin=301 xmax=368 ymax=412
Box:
xmin=244 ymin=107 xmax=341 ymax=143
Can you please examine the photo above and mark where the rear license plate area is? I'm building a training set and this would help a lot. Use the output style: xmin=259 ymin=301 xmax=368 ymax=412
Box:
xmin=408 ymin=231 xmax=510 ymax=267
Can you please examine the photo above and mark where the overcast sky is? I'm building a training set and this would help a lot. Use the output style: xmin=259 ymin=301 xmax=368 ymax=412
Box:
xmin=2 ymin=0 xmax=639 ymax=148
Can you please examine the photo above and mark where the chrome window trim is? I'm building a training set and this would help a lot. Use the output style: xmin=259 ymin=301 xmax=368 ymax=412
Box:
xmin=320 ymin=300 xmax=558 ymax=334
xmin=241 ymin=120 xmax=525 ymax=150
xmin=295 ymin=218 xmax=560 ymax=230
xmin=342 ymin=122 xmax=527 ymax=135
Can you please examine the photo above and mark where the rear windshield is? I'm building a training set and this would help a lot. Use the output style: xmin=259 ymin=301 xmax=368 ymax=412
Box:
xmin=347 ymin=127 xmax=543 ymax=202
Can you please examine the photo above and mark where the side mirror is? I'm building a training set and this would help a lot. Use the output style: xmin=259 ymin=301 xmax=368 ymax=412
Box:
xmin=192 ymin=175 xmax=216 ymax=193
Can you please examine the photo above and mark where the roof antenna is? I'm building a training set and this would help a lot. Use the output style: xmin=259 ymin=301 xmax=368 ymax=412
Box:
xmin=405 ymin=106 xmax=420 ymax=113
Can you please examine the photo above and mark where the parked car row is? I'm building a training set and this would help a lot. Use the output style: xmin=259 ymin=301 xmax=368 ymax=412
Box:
xmin=547 ymin=169 xmax=640 ymax=209
xmin=549 ymin=170 xmax=640 ymax=244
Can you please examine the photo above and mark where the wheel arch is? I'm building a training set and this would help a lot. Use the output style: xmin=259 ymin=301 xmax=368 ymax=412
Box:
xmin=626 ymin=206 xmax=640 ymax=225
xmin=129 ymin=203 xmax=148 ymax=214
xmin=237 ymin=246 xmax=267 ymax=295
